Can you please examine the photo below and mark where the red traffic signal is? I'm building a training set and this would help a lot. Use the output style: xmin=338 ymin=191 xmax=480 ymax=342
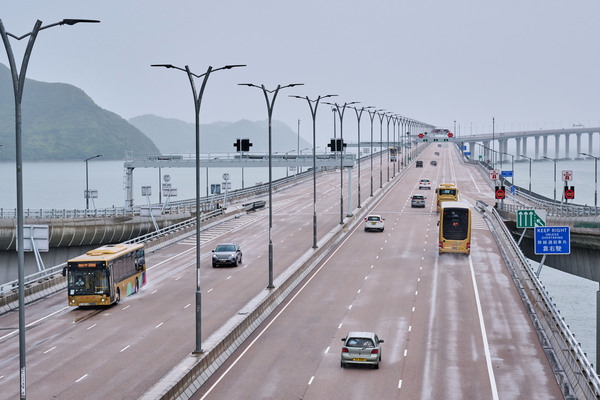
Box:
xmin=495 ymin=186 xmax=506 ymax=199
xmin=564 ymin=186 xmax=575 ymax=200
xmin=418 ymin=133 xmax=424 ymax=138
xmin=448 ymin=132 xmax=453 ymax=138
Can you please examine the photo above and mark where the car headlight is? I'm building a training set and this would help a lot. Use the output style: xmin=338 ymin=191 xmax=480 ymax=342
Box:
xmin=228 ymin=255 xmax=236 ymax=261
xmin=212 ymin=254 xmax=217 ymax=259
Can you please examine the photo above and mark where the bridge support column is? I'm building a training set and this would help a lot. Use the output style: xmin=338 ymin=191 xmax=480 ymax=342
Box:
xmin=535 ymin=136 xmax=540 ymax=159
xmin=543 ymin=135 xmax=549 ymax=158
xmin=555 ymin=134 xmax=561 ymax=159
xmin=522 ymin=136 xmax=528 ymax=158
xmin=589 ymin=132 xmax=595 ymax=155
xmin=499 ymin=139 xmax=508 ymax=164
xmin=575 ymin=133 xmax=583 ymax=159
xmin=515 ymin=137 xmax=522 ymax=159
xmin=565 ymin=133 xmax=571 ymax=159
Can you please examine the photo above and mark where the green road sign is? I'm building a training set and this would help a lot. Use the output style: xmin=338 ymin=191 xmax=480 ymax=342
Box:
xmin=516 ymin=209 xmax=547 ymax=228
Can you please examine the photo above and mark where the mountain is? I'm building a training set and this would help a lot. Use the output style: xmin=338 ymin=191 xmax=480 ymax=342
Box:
xmin=0 ymin=63 xmax=160 ymax=161
xmin=129 ymin=114 xmax=312 ymax=154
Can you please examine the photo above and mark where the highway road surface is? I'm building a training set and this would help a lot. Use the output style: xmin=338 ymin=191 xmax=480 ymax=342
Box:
xmin=192 ymin=144 xmax=563 ymax=399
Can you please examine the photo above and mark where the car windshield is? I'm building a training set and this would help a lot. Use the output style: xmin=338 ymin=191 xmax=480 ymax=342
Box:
xmin=68 ymin=269 xmax=109 ymax=295
xmin=367 ymin=216 xmax=380 ymax=221
xmin=216 ymin=245 xmax=236 ymax=252
xmin=413 ymin=195 xmax=424 ymax=199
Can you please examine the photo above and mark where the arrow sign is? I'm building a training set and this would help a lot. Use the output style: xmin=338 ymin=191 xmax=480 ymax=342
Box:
xmin=516 ymin=209 xmax=547 ymax=228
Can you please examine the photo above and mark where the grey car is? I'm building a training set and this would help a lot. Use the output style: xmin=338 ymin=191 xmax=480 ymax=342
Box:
xmin=341 ymin=331 xmax=384 ymax=369
xmin=411 ymin=194 xmax=426 ymax=208
xmin=212 ymin=243 xmax=242 ymax=268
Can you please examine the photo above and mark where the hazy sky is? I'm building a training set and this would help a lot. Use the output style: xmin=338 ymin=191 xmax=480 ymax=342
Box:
xmin=2 ymin=1 xmax=599 ymax=145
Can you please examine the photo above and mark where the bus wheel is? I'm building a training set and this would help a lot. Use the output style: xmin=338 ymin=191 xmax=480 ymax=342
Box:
xmin=115 ymin=288 xmax=121 ymax=304
xmin=135 ymin=278 xmax=139 ymax=293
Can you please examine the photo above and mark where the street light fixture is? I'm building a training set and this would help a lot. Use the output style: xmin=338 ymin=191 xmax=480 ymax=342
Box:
xmin=153 ymin=62 xmax=245 ymax=354
xmin=289 ymin=93 xmax=336 ymax=248
xmin=350 ymin=105 xmax=373 ymax=208
xmin=542 ymin=156 xmax=558 ymax=202
xmin=325 ymin=101 xmax=359 ymax=222
xmin=241 ymin=82 xmax=303 ymax=288
xmin=0 ymin=17 xmax=100 ymax=399
xmin=84 ymin=154 xmax=102 ymax=210
xmin=519 ymin=154 xmax=533 ymax=194
xmin=579 ymin=152 xmax=598 ymax=208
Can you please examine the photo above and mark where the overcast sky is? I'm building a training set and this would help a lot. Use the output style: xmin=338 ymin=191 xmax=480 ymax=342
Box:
xmin=2 ymin=1 xmax=599 ymax=145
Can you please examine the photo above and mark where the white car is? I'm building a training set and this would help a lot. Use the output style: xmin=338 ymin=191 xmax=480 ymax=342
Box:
xmin=364 ymin=215 xmax=385 ymax=232
xmin=418 ymin=179 xmax=432 ymax=190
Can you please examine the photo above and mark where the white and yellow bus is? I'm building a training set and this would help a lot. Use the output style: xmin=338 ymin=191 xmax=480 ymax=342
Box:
xmin=439 ymin=201 xmax=471 ymax=255
xmin=65 ymin=243 xmax=146 ymax=306
xmin=435 ymin=183 xmax=458 ymax=212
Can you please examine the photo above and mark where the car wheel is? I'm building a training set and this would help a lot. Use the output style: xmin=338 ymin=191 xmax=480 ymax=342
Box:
xmin=374 ymin=362 xmax=379 ymax=370
xmin=212 ymin=263 xmax=217 ymax=268
xmin=115 ymin=288 xmax=121 ymax=304
xmin=381 ymin=227 xmax=384 ymax=232
xmin=364 ymin=228 xmax=368 ymax=232
xmin=340 ymin=360 xmax=345 ymax=368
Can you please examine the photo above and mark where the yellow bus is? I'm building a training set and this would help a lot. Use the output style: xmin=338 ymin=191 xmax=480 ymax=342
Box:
xmin=389 ymin=147 xmax=398 ymax=162
xmin=438 ymin=201 xmax=471 ymax=255
xmin=65 ymin=243 xmax=146 ymax=306
xmin=435 ymin=183 xmax=458 ymax=212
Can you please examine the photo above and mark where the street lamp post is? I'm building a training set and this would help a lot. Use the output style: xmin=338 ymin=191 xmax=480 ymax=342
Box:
xmin=350 ymin=105 xmax=373 ymax=208
xmin=542 ymin=156 xmax=558 ymax=202
xmin=153 ymin=63 xmax=245 ymax=354
xmin=325 ymin=101 xmax=358 ymax=222
xmin=377 ymin=111 xmax=386 ymax=189
xmin=385 ymin=114 xmax=394 ymax=182
xmin=290 ymin=94 xmax=336 ymax=248
xmin=241 ymin=82 xmax=303 ymax=287
xmin=519 ymin=154 xmax=533 ymax=194
xmin=580 ymin=152 xmax=598 ymax=208
xmin=0 ymin=18 xmax=100 ymax=399
xmin=84 ymin=154 xmax=102 ymax=209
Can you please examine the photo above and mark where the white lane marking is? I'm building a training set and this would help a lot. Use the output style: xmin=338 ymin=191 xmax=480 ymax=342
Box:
xmin=415 ymin=291 xmax=418 ymax=296
xmin=398 ymin=379 xmax=403 ymax=389
xmin=469 ymin=255 xmax=499 ymax=400
xmin=155 ymin=322 xmax=163 ymax=328
xmin=175 ymin=276 xmax=182 ymax=281
xmin=184 ymin=304 xmax=191 ymax=309
xmin=44 ymin=346 xmax=56 ymax=354
xmin=122 ymin=305 xmax=130 ymax=310
xmin=120 ymin=345 xmax=130 ymax=352
xmin=207 ymin=288 xmax=214 ymax=293
xmin=308 ymin=376 xmax=314 ymax=385
xmin=412 ymin=307 xmax=415 ymax=312
xmin=408 ymin=326 xmax=412 ymax=332
xmin=325 ymin=346 xmax=330 ymax=353
xmin=87 ymin=324 xmax=96 ymax=330
xmin=338 ymin=323 xmax=343 ymax=329
xmin=364 ymin=276 xmax=368 ymax=280
xmin=75 ymin=374 xmax=87 ymax=383
xmin=226 ymin=275 xmax=232 ymax=280
xmin=404 ymin=349 xmax=408 ymax=357
xmin=151 ymin=290 xmax=158 ymax=294
xmin=348 ymin=305 xmax=353 ymax=310
xmin=0 ymin=306 xmax=69 ymax=341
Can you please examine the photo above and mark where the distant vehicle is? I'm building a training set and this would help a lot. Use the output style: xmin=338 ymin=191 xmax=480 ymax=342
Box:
xmin=418 ymin=179 xmax=431 ymax=190
xmin=389 ymin=147 xmax=398 ymax=162
xmin=364 ymin=215 xmax=385 ymax=232
xmin=212 ymin=243 xmax=242 ymax=268
xmin=439 ymin=201 xmax=471 ymax=255
xmin=432 ymin=128 xmax=451 ymax=135
xmin=437 ymin=144 xmax=442 ymax=147
xmin=65 ymin=243 xmax=146 ymax=306
xmin=411 ymin=194 xmax=426 ymax=208
xmin=434 ymin=152 xmax=440 ymax=156
xmin=341 ymin=331 xmax=384 ymax=369
xmin=416 ymin=160 xmax=423 ymax=168
xmin=430 ymin=160 xmax=438 ymax=166
xmin=435 ymin=183 xmax=458 ymax=212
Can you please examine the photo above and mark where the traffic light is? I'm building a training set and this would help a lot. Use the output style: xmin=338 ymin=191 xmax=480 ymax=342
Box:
xmin=327 ymin=138 xmax=345 ymax=152
xmin=433 ymin=138 xmax=438 ymax=142
xmin=564 ymin=186 xmax=575 ymax=200
xmin=495 ymin=186 xmax=506 ymax=199
xmin=241 ymin=138 xmax=252 ymax=152
xmin=234 ymin=138 xmax=241 ymax=151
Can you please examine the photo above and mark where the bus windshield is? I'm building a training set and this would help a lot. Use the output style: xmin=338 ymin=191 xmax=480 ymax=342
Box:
xmin=68 ymin=269 xmax=110 ymax=296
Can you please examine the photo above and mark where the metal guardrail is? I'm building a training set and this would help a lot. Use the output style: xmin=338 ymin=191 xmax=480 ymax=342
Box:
xmin=483 ymin=202 xmax=600 ymax=398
